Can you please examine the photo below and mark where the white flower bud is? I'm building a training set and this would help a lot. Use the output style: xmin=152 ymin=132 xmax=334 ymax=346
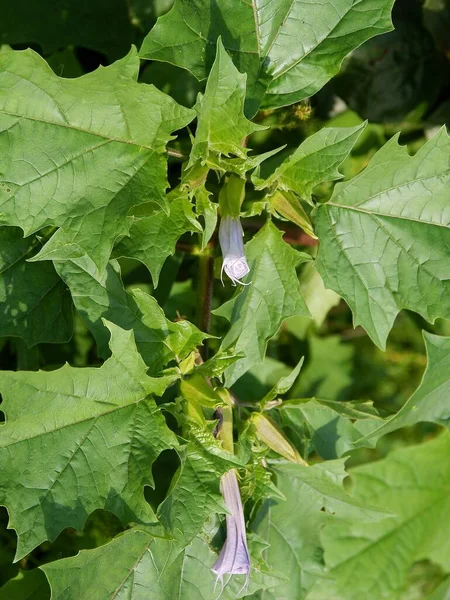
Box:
xmin=218 ymin=216 xmax=250 ymax=286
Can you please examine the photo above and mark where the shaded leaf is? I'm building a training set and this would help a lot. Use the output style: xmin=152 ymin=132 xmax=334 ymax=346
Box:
xmin=0 ymin=227 xmax=72 ymax=346
xmin=0 ymin=0 xmax=134 ymax=59
xmin=360 ymin=332 xmax=450 ymax=441
xmin=158 ymin=428 xmax=240 ymax=546
xmin=275 ymin=398 xmax=382 ymax=460
xmin=0 ymin=568 xmax=49 ymax=600
xmin=291 ymin=335 xmax=354 ymax=401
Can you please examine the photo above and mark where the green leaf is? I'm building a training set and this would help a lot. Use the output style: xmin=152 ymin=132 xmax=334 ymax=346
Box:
xmin=309 ymin=433 xmax=450 ymax=600
xmin=252 ymin=460 xmax=388 ymax=600
xmin=55 ymin=258 xmax=206 ymax=374
xmin=0 ymin=227 xmax=72 ymax=346
xmin=140 ymin=0 xmax=395 ymax=114
xmin=0 ymin=569 xmax=49 ymax=600
xmin=158 ymin=429 xmax=240 ymax=546
xmin=359 ymin=332 xmax=450 ymax=441
xmin=0 ymin=321 xmax=178 ymax=560
xmin=315 ymin=128 xmax=450 ymax=349
xmin=262 ymin=358 xmax=304 ymax=404
xmin=0 ymin=47 xmax=194 ymax=272
xmin=275 ymin=398 xmax=382 ymax=460
xmin=214 ymin=221 xmax=311 ymax=386
xmin=42 ymin=527 xmax=279 ymax=599
xmin=255 ymin=124 xmax=366 ymax=203
xmin=113 ymin=191 xmax=201 ymax=286
xmin=189 ymin=39 xmax=263 ymax=166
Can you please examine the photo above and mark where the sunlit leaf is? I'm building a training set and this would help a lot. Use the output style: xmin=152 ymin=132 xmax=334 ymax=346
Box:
xmin=0 ymin=47 xmax=194 ymax=272
xmin=0 ymin=322 xmax=177 ymax=559
xmin=315 ymin=128 xmax=450 ymax=348
xmin=141 ymin=0 xmax=395 ymax=114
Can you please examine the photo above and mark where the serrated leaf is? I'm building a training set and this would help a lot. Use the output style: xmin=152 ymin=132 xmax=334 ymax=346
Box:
xmin=214 ymin=221 xmax=311 ymax=386
xmin=359 ymin=332 xmax=450 ymax=442
xmin=42 ymin=528 xmax=279 ymax=599
xmin=113 ymin=191 xmax=201 ymax=286
xmin=308 ymin=433 xmax=450 ymax=600
xmin=255 ymin=124 xmax=366 ymax=203
xmin=158 ymin=429 xmax=241 ymax=547
xmin=55 ymin=257 xmax=206 ymax=374
xmin=276 ymin=398 xmax=383 ymax=460
xmin=252 ymin=460 xmax=388 ymax=600
xmin=189 ymin=39 xmax=263 ymax=166
xmin=0 ymin=227 xmax=72 ymax=346
xmin=0 ymin=321 xmax=178 ymax=560
xmin=140 ymin=0 xmax=395 ymax=114
xmin=315 ymin=128 xmax=450 ymax=349
xmin=0 ymin=47 xmax=194 ymax=272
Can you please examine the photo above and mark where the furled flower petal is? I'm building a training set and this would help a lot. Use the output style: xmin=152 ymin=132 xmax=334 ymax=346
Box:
xmin=218 ymin=216 xmax=250 ymax=286
xmin=212 ymin=469 xmax=251 ymax=585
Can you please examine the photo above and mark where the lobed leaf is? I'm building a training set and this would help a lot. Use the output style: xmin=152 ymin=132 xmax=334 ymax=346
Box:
xmin=42 ymin=528 xmax=279 ymax=599
xmin=0 ymin=322 xmax=178 ymax=559
xmin=55 ymin=258 xmax=207 ymax=374
xmin=252 ymin=459 xmax=388 ymax=600
xmin=113 ymin=191 xmax=201 ymax=286
xmin=140 ymin=0 xmax=395 ymax=114
xmin=0 ymin=47 xmax=194 ymax=272
xmin=309 ymin=433 xmax=450 ymax=600
xmin=315 ymin=128 xmax=450 ymax=348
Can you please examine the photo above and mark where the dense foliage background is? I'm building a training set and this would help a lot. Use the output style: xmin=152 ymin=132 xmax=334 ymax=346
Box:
xmin=1 ymin=0 xmax=450 ymax=598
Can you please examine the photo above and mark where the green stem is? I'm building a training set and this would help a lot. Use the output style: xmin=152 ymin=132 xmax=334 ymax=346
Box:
xmin=196 ymin=248 xmax=214 ymax=359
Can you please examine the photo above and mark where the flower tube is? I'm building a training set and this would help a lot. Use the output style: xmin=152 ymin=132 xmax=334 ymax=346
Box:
xmin=212 ymin=469 xmax=251 ymax=586
xmin=218 ymin=216 xmax=250 ymax=286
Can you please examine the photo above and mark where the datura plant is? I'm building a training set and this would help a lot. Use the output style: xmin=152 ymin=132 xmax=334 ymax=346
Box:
xmin=1 ymin=0 xmax=450 ymax=599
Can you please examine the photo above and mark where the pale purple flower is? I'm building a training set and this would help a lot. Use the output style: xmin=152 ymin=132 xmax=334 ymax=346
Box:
xmin=212 ymin=469 xmax=251 ymax=588
xmin=219 ymin=217 xmax=250 ymax=286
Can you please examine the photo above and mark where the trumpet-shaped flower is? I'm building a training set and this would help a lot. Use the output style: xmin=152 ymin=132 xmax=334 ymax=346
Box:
xmin=212 ymin=469 xmax=251 ymax=587
xmin=218 ymin=216 xmax=250 ymax=286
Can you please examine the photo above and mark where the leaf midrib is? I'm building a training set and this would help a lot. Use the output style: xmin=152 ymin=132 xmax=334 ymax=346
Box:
xmin=0 ymin=387 xmax=158 ymax=448
xmin=0 ymin=109 xmax=160 ymax=152
xmin=326 ymin=201 xmax=450 ymax=230
xmin=330 ymin=489 xmax=450 ymax=575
